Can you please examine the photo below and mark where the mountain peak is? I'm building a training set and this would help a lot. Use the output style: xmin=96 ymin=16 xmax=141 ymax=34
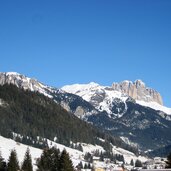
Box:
xmin=5 ymin=72 xmax=21 ymax=76
xmin=134 ymin=79 xmax=146 ymax=87
xmin=0 ymin=72 xmax=54 ymax=98
xmin=112 ymin=80 xmax=163 ymax=105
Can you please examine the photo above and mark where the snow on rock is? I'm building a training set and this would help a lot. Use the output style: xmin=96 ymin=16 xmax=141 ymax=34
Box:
xmin=112 ymin=145 xmax=147 ymax=164
xmin=0 ymin=72 xmax=53 ymax=98
xmin=62 ymin=82 xmax=128 ymax=117
xmin=137 ymin=100 xmax=171 ymax=115
xmin=62 ymin=82 xmax=101 ymax=102
xmin=62 ymin=82 xmax=171 ymax=117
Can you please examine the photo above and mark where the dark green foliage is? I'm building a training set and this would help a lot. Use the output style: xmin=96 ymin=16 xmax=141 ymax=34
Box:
xmin=7 ymin=150 xmax=20 ymax=171
xmin=70 ymin=143 xmax=83 ymax=152
xmin=135 ymin=159 xmax=142 ymax=167
xmin=0 ymin=84 xmax=136 ymax=154
xmin=37 ymin=147 xmax=60 ymax=171
xmin=0 ymin=84 xmax=96 ymax=145
xmin=86 ymin=150 xmax=124 ymax=163
xmin=84 ymin=163 xmax=88 ymax=169
xmin=166 ymin=152 xmax=171 ymax=168
xmin=76 ymin=161 xmax=83 ymax=170
xmin=0 ymin=151 xmax=6 ymax=171
xmin=58 ymin=149 xmax=74 ymax=171
xmin=21 ymin=148 xmax=33 ymax=171
xmin=84 ymin=152 xmax=93 ymax=163
xmin=130 ymin=159 xmax=134 ymax=166
xmin=88 ymin=163 xmax=91 ymax=169
xmin=100 ymin=151 xmax=104 ymax=161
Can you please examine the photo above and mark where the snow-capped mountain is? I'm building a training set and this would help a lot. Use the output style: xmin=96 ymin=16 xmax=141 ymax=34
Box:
xmin=62 ymin=82 xmax=128 ymax=118
xmin=0 ymin=72 xmax=97 ymax=117
xmin=1 ymin=72 xmax=171 ymax=151
xmin=62 ymin=82 xmax=171 ymax=150
xmin=62 ymin=81 xmax=171 ymax=116
xmin=112 ymin=80 xmax=163 ymax=105
xmin=0 ymin=72 xmax=55 ymax=98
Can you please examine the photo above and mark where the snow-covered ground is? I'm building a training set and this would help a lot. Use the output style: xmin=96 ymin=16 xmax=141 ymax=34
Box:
xmin=112 ymin=146 xmax=147 ymax=164
xmin=0 ymin=136 xmax=42 ymax=171
xmin=0 ymin=135 xmax=148 ymax=170
xmin=137 ymin=100 xmax=171 ymax=115
xmin=0 ymin=136 xmax=83 ymax=170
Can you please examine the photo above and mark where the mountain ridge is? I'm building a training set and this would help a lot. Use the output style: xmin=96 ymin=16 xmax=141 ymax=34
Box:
xmin=1 ymin=72 xmax=171 ymax=152
xmin=62 ymin=81 xmax=171 ymax=115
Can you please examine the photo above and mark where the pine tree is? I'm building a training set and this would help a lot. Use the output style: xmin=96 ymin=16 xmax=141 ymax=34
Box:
xmin=130 ymin=159 xmax=134 ymax=166
xmin=58 ymin=149 xmax=74 ymax=171
xmin=36 ymin=148 xmax=52 ymax=171
xmin=0 ymin=151 xmax=6 ymax=171
xmin=50 ymin=147 xmax=60 ymax=171
xmin=166 ymin=152 xmax=171 ymax=168
xmin=21 ymin=148 xmax=33 ymax=171
xmin=135 ymin=159 xmax=142 ymax=167
xmin=84 ymin=163 xmax=88 ymax=169
xmin=36 ymin=147 xmax=60 ymax=171
xmin=88 ymin=163 xmax=91 ymax=169
xmin=77 ymin=161 xmax=83 ymax=170
xmin=100 ymin=152 xmax=104 ymax=161
xmin=7 ymin=150 xmax=20 ymax=171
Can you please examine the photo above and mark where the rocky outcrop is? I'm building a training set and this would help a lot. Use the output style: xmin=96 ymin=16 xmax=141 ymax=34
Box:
xmin=0 ymin=72 xmax=43 ymax=91
xmin=112 ymin=80 xmax=163 ymax=105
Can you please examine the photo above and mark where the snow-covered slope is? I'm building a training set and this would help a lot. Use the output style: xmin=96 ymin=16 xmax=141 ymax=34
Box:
xmin=1 ymin=72 xmax=170 ymax=116
xmin=0 ymin=135 xmax=147 ymax=170
xmin=137 ymin=100 xmax=171 ymax=115
xmin=62 ymin=82 xmax=128 ymax=118
xmin=0 ymin=72 xmax=55 ymax=98
xmin=62 ymin=82 xmax=171 ymax=116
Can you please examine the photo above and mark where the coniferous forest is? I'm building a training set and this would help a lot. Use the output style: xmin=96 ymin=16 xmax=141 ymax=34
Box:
xmin=0 ymin=147 xmax=74 ymax=171
xmin=0 ymin=84 xmax=138 ymax=154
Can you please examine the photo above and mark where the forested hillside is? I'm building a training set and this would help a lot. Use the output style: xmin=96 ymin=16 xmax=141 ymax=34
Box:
xmin=0 ymin=84 xmax=137 ymax=154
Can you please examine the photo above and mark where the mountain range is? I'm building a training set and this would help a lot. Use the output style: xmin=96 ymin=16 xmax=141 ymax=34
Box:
xmin=0 ymin=72 xmax=171 ymax=155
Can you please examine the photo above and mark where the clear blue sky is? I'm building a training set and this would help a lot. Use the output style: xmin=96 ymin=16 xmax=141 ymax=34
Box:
xmin=0 ymin=0 xmax=171 ymax=106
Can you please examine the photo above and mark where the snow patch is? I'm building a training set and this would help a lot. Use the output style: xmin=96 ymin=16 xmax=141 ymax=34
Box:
xmin=137 ymin=100 xmax=171 ymax=115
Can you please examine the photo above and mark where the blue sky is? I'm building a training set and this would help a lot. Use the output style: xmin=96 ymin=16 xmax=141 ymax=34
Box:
xmin=0 ymin=0 xmax=171 ymax=106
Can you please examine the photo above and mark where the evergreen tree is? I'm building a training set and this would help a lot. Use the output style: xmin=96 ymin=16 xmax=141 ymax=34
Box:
xmin=36 ymin=149 xmax=52 ymax=171
xmin=130 ymin=159 xmax=134 ymax=166
xmin=77 ymin=161 xmax=83 ymax=169
xmin=135 ymin=159 xmax=142 ymax=167
xmin=58 ymin=149 xmax=74 ymax=171
xmin=166 ymin=152 xmax=171 ymax=168
xmin=21 ymin=148 xmax=33 ymax=171
xmin=50 ymin=147 xmax=60 ymax=171
xmin=100 ymin=152 xmax=104 ymax=162
xmin=36 ymin=147 xmax=60 ymax=171
xmin=88 ymin=163 xmax=91 ymax=169
xmin=0 ymin=151 xmax=6 ymax=171
xmin=7 ymin=150 xmax=20 ymax=171
xmin=84 ymin=163 xmax=88 ymax=169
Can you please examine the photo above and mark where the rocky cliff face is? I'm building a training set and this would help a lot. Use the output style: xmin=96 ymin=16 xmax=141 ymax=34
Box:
xmin=0 ymin=72 xmax=51 ymax=96
xmin=112 ymin=80 xmax=163 ymax=105
xmin=0 ymin=72 xmax=97 ymax=117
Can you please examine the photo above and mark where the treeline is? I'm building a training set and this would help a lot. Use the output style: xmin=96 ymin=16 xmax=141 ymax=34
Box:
xmin=84 ymin=150 xmax=125 ymax=163
xmin=0 ymin=147 xmax=74 ymax=171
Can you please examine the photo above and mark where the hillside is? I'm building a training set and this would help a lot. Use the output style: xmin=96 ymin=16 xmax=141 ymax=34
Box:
xmin=0 ymin=84 xmax=137 ymax=154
